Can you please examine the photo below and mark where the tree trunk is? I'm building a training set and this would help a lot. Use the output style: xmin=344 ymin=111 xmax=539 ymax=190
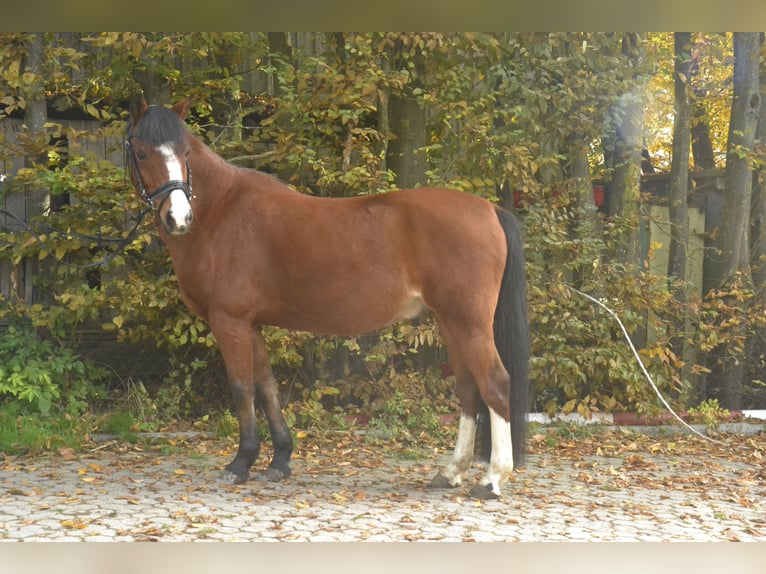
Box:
xmin=376 ymin=52 xmax=390 ymax=178
xmin=267 ymin=32 xmax=293 ymax=100
xmin=748 ymin=34 xmax=766 ymax=402
xmin=667 ymin=33 xmax=692 ymax=285
xmin=691 ymin=91 xmax=717 ymax=171
xmin=20 ymin=32 xmax=48 ymax=305
xmin=386 ymin=40 xmax=427 ymax=189
xmin=718 ymin=33 xmax=760 ymax=283
xmin=132 ymin=39 xmax=172 ymax=106
xmin=667 ymin=33 xmax=694 ymax=375
xmin=566 ymin=135 xmax=600 ymax=286
xmin=710 ymin=33 xmax=761 ymax=409
xmin=607 ymin=33 xmax=645 ymax=269
xmin=697 ymin=36 xmax=725 ymax=298
xmin=211 ymin=38 xmax=244 ymax=144
xmin=751 ymin=35 xmax=766 ymax=289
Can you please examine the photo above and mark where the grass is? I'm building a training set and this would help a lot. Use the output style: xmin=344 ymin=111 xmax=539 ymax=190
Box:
xmin=97 ymin=410 xmax=140 ymax=442
xmin=0 ymin=405 xmax=86 ymax=454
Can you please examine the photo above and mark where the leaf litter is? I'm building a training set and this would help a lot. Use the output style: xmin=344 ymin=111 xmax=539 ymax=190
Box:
xmin=1 ymin=426 xmax=764 ymax=540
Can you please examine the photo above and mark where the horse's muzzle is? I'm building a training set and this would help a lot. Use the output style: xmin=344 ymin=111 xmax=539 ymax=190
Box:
xmin=161 ymin=188 xmax=194 ymax=235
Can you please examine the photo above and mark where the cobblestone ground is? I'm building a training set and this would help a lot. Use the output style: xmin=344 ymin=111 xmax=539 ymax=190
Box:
xmin=1 ymin=431 xmax=765 ymax=542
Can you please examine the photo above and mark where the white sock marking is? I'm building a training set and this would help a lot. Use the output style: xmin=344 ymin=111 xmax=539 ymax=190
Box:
xmin=441 ymin=412 xmax=476 ymax=486
xmin=482 ymin=407 xmax=513 ymax=495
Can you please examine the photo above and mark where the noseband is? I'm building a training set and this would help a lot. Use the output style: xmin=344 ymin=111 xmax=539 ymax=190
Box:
xmin=126 ymin=136 xmax=193 ymax=211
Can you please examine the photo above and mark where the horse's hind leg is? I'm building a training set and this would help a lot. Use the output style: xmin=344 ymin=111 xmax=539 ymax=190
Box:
xmin=469 ymin=357 xmax=513 ymax=499
xmin=433 ymin=325 xmax=514 ymax=498
xmin=429 ymin=368 xmax=479 ymax=489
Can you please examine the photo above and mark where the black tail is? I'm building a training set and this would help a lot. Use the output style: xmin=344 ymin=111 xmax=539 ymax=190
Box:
xmin=476 ymin=207 xmax=530 ymax=467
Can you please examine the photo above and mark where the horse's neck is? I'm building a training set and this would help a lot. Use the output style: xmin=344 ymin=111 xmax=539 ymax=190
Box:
xmin=188 ymin=141 xmax=240 ymax=206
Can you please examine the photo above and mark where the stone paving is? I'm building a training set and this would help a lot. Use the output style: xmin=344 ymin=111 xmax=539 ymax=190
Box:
xmin=1 ymin=432 xmax=765 ymax=542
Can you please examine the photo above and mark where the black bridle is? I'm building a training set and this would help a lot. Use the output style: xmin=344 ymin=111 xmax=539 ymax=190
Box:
xmin=125 ymin=135 xmax=193 ymax=212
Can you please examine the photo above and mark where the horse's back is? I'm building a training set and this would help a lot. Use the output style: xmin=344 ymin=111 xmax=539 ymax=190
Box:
xmin=265 ymin=186 xmax=508 ymax=332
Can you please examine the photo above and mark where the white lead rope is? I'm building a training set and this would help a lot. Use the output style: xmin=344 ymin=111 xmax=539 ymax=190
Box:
xmin=564 ymin=284 xmax=727 ymax=446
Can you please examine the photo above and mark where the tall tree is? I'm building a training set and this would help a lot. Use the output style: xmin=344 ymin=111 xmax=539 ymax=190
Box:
xmin=20 ymin=32 xmax=47 ymax=304
xmin=752 ymin=34 xmax=766 ymax=289
xmin=607 ymin=33 xmax=646 ymax=267
xmin=667 ymin=33 xmax=693 ymax=285
xmin=666 ymin=33 xmax=694 ymax=373
xmin=385 ymin=35 xmax=427 ymax=189
xmin=709 ymin=32 xmax=761 ymax=408
xmin=716 ymin=33 xmax=760 ymax=285
xmin=748 ymin=34 xmax=766 ymax=400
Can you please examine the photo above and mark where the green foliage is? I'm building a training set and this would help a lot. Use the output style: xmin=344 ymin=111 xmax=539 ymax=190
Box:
xmin=212 ymin=411 xmax=238 ymax=439
xmin=687 ymin=399 xmax=730 ymax=429
xmin=0 ymin=31 xmax=763 ymax=434
xmin=0 ymin=324 xmax=106 ymax=415
xmin=367 ymin=390 xmax=452 ymax=445
xmin=283 ymin=383 xmax=342 ymax=431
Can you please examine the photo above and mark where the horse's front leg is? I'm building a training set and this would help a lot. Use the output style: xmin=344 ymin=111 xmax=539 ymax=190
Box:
xmin=210 ymin=314 xmax=261 ymax=485
xmin=252 ymin=329 xmax=293 ymax=481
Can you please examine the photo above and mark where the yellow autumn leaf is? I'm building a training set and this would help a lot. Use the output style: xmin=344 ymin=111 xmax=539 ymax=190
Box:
xmin=60 ymin=519 xmax=87 ymax=530
xmin=174 ymin=469 xmax=186 ymax=475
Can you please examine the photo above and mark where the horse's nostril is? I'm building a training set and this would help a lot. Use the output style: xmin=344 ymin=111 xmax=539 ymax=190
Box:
xmin=164 ymin=208 xmax=192 ymax=235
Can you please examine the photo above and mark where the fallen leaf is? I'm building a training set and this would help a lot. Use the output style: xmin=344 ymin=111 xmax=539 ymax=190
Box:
xmin=7 ymin=488 xmax=29 ymax=496
xmin=60 ymin=519 xmax=87 ymax=530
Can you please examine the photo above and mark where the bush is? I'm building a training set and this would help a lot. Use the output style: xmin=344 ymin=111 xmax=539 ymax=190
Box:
xmin=0 ymin=324 xmax=106 ymax=415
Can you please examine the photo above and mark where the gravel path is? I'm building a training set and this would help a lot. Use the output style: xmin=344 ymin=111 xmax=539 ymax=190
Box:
xmin=2 ymin=430 xmax=764 ymax=542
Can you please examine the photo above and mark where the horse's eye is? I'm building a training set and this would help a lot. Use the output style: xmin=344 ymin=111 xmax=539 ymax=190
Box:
xmin=136 ymin=150 xmax=147 ymax=161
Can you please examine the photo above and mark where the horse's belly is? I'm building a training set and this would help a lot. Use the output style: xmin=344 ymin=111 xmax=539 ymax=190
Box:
xmin=393 ymin=294 xmax=426 ymax=321
xmin=266 ymin=290 xmax=426 ymax=336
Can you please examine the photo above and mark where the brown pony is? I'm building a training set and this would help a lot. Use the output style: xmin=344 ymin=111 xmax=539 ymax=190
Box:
xmin=126 ymin=95 xmax=529 ymax=499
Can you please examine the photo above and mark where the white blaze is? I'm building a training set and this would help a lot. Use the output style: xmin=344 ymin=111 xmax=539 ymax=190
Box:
xmin=158 ymin=143 xmax=192 ymax=230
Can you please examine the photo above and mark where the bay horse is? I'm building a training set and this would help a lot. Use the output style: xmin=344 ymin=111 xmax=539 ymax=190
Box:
xmin=125 ymin=94 xmax=529 ymax=499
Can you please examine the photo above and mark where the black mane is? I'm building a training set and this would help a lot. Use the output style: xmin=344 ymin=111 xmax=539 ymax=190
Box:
xmin=129 ymin=105 xmax=188 ymax=152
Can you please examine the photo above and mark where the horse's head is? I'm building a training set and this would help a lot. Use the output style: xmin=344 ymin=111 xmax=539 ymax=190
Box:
xmin=127 ymin=94 xmax=194 ymax=235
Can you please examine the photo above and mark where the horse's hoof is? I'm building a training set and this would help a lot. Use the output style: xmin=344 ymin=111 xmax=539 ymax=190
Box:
xmin=429 ymin=471 xmax=458 ymax=489
xmin=469 ymin=483 xmax=499 ymax=500
xmin=261 ymin=466 xmax=291 ymax=482
xmin=218 ymin=470 xmax=248 ymax=485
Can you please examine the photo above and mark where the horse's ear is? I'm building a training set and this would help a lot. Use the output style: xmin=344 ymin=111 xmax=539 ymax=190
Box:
xmin=172 ymin=97 xmax=192 ymax=120
xmin=128 ymin=93 xmax=148 ymax=126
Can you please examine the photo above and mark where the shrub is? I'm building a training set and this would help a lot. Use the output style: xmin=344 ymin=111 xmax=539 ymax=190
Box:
xmin=0 ymin=323 xmax=106 ymax=415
